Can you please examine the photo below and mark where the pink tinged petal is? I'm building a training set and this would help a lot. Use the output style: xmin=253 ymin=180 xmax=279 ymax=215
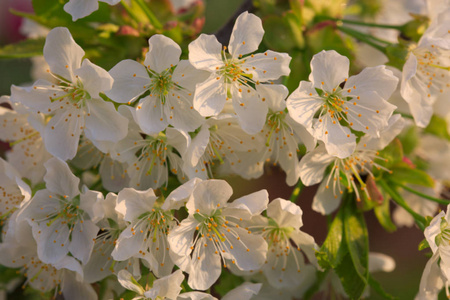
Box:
xmin=184 ymin=125 xmax=210 ymax=167
xmin=193 ymin=75 xmax=227 ymax=117
xmin=105 ymin=59 xmax=150 ymax=103
xmin=400 ymin=55 xmax=433 ymax=127
xmin=172 ymin=60 xmax=210 ymax=91
xmin=163 ymin=178 xmax=203 ymax=211
xmin=187 ymin=180 xmax=233 ymax=215
xmin=267 ymin=198 xmax=303 ymax=229
xmin=74 ymin=59 xmax=113 ymax=98
xmin=224 ymin=190 xmax=269 ymax=220
xmin=313 ymin=114 xmax=356 ymax=159
xmin=309 ymin=50 xmax=349 ymax=91
xmin=242 ymin=51 xmax=291 ymax=81
xmin=116 ymin=187 xmax=157 ymax=222
xmin=286 ymin=81 xmax=323 ymax=130
xmin=84 ymin=98 xmax=128 ymax=142
xmin=117 ymin=270 xmax=145 ymax=295
xmin=345 ymin=91 xmax=397 ymax=136
xmin=223 ymin=227 xmax=267 ymax=271
xmin=345 ymin=65 xmax=398 ymax=100
xmin=33 ymin=222 xmax=70 ymax=264
xmin=256 ymin=84 xmax=289 ymax=112
xmin=187 ymin=237 xmax=222 ymax=290
xmin=222 ymin=282 xmax=262 ymax=300
xmin=188 ymin=34 xmax=223 ymax=72
xmin=44 ymin=157 xmax=80 ymax=198
xmin=228 ymin=12 xmax=264 ymax=57
xmin=167 ymin=217 xmax=198 ymax=258
xmin=69 ymin=221 xmax=99 ymax=265
xmin=144 ymin=34 xmax=182 ymax=73
xmin=312 ymin=180 xmax=343 ymax=215
xmin=44 ymin=109 xmax=84 ymax=161
xmin=10 ymin=80 xmax=56 ymax=112
xmin=299 ymin=144 xmax=335 ymax=186
xmin=144 ymin=269 xmax=184 ymax=299
xmin=232 ymin=87 xmax=268 ymax=134
xmin=43 ymin=27 xmax=84 ymax=81
xmin=136 ymin=96 xmax=169 ymax=134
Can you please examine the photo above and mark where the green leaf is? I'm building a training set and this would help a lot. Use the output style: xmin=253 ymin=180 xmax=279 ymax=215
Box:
xmin=0 ymin=38 xmax=45 ymax=59
xmin=389 ymin=164 xmax=434 ymax=187
xmin=374 ymin=197 xmax=397 ymax=233
xmin=399 ymin=125 xmax=419 ymax=155
xmin=418 ymin=238 xmax=430 ymax=251
xmin=378 ymin=138 xmax=403 ymax=169
xmin=368 ymin=274 xmax=398 ymax=300
xmin=263 ymin=15 xmax=298 ymax=52
xmin=318 ymin=205 xmax=347 ymax=269
xmin=424 ymin=115 xmax=450 ymax=141
xmin=334 ymin=249 xmax=367 ymax=300
xmin=385 ymin=44 xmax=408 ymax=70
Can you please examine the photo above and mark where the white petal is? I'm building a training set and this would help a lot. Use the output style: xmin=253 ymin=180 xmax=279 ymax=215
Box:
xmin=345 ymin=65 xmax=398 ymax=100
xmin=165 ymin=92 xmax=204 ymax=132
xmin=117 ymin=269 xmax=145 ymax=295
xmin=222 ymin=282 xmax=262 ymax=300
xmin=85 ymin=98 xmax=128 ymax=142
xmin=79 ymin=189 xmax=104 ymax=223
xmin=177 ymin=292 xmax=217 ymax=300
xmin=10 ymin=80 xmax=55 ymax=112
xmin=69 ymin=221 xmax=99 ymax=265
xmin=167 ymin=217 xmax=197 ymax=258
xmin=172 ymin=60 xmax=210 ymax=91
xmin=241 ymin=51 xmax=291 ymax=81
xmin=33 ymin=221 xmax=70 ymax=264
xmin=309 ymin=50 xmax=349 ymax=91
xmin=188 ymin=34 xmax=223 ymax=72
xmin=144 ymin=34 xmax=181 ymax=73
xmin=368 ymin=252 xmax=395 ymax=272
xmin=112 ymin=226 xmax=145 ymax=261
xmin=105 ymin=59 xmax=150 ymax=103
xmin=267 ymin=198 xmax=303 ymax=229
xmin=136 ymin=96 xmax=169 ymax=134
xmin=299 ymin=144 xmax=335 ymax=186
xmin=228 ymin=12 xmax=264 ymax=57
xmin=187 ymin=237 xmax=222 ymax=290
xmin=312 ymin=180 xmax=343 ymax=215
xmin=43 ymin=109 xmax=84 ymax=161
xmin=163 ymin=178 xmax=203 ymax=210
xmin=256 ymin=84 xmax=289 ymax=112
xmin=144 ymin=269 xmax=184 ymax=299
xmin=74 ymin=59 xmax=113 ymax=98
xmin=116 ymin=187 xmax=157 ymax=222
xmin=416 ymin=252 xmax=444 ymax=299
xmin=232 ymin=87 xmax=268 ymax=134
xmin=64 ymin=0 xmax=100 ymax=21
xmin=286 ymin=81 xmax=323 ymax=130
xmin=224 ymin=189 xmax=269 ymax=220
xmin=291 ymin=230 xmax=320 ymax=269
xmin=187 ymin=180 xmax=233 ymax=215
xmin=60 ymin=271 xmax=98 ymax=300
xmin=43 ymin=27 xmax=84 ymax=81
xmin=184 ymin=125 xmax=210 ymax=167
xmin=44 ymin=157 xmax=80 ymax=198
xmin=193 ymin=75 xmax=227 ymax=117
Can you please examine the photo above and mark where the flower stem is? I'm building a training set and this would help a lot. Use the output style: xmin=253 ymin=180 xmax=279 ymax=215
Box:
xmin=289 ymin=179 xmax=304 ymax=203
xmin=120 ymin=0 xmax=143 ymax=25
xmin=378 ymin=179 xmax=425 ymax=230
xmin=133 ymin=0 xmax=163 ymax=29
xmin=392 ymin=181 xmax=450 ymax=205
xmin=337 ymin=26 xmax=387 ymax=53
xmin=317 ymin=16 xmax=404 ymax=30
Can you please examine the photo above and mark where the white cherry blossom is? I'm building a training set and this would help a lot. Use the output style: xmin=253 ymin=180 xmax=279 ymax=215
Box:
xmin=17 ymin=157 xmax=100 ymax=265
xmin=300 ymin=115 xmax=404 ymax=214
xmin=11 ymin=27 xmax=128 ymax=161
xmin=0 ymin=96 xmax=51 ymax=186
xmin=287 ymin=50 xmax=398 ymax=158
xmin=188 ymin=11 xmax=291 ymax=133
xmin=400 ymin=9 xmax=450 ymax=127
xmin=168 ymin=180 xmax=268 ymax=290
xmin=106 ymin=34 xmax=207 ymax=134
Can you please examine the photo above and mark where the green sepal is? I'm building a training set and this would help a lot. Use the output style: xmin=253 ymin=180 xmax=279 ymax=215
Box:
xmin=0 ymin=38 xmax=44 ymax=59
xmin=418 ymin=238 xmax=430 ymax=251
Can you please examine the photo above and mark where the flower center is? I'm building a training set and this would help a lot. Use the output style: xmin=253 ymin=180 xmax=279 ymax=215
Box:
xmin=149 ymin=70 xmax=174 ymax=104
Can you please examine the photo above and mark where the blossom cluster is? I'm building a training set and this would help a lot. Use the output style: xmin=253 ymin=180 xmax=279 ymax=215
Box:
xmin=0 ymin=2 xmax=449 ymax=299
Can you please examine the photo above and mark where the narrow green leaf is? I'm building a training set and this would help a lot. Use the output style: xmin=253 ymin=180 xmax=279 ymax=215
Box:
xmin=0 ymin=38 xmax=44 ymax=59
xmin=418 ymin=238 xmax=430 ymax=251
xmin=318 ymin=205 xmax=347 ymax=269
xmin=389 ymin=164 xmax=434 ymax=187
xmin=374 ymin=198 xmax=397 ymax=233
xmin=334 ymin=248 xmax=367 ymax=299
xmin=368 ymin=274 xmax=398 ymax=300
xmin=424 ymin=115 xmax=450 ymax=141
